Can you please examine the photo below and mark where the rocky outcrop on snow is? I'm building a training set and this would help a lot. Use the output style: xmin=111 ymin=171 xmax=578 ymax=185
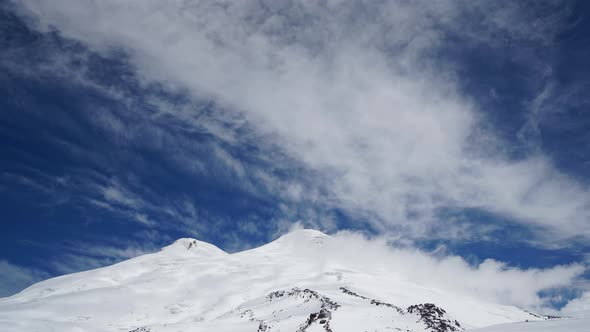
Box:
xmin=407 ymin=303 xmax=462 ymax=332
xmin=256 ymin=288 xmax=340 ymax=332
xmin=341 ymin=287 xmax=463 ymax=332
xmin=128 ymin=327 xmax=151 ymax=332
xmin=340 ymin=286 xmax=405 ymax=313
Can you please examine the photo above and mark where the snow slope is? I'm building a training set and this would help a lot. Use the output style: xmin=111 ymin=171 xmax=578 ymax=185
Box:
xmin=470 ymin=318 xmax=589 ymax=332
xmin=0 ymin=230 xmax=557 ymax=332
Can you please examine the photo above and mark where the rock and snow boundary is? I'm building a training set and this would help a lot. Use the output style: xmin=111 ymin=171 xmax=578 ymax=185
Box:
xmin=0 ymin=230 xmax=585 ymax=331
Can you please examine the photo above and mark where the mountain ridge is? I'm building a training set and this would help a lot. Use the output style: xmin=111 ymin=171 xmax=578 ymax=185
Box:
xmin=0 ymin=229 xmax=582 ymax=331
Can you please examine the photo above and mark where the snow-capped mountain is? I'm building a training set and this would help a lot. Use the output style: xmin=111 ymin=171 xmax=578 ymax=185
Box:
xmin=0 ymin=230 xmax=586 ymax=331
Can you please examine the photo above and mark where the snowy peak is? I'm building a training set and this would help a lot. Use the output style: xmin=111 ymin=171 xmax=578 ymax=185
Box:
xmin=160 ymin=229 xmax=329 ymax=257
xmin=1 ymin=229 xmax=584 ymax=332
xmin=170 ymin=238 xmax=202 ymax=249
xmin=159 ymin=237 xmax=226 ymax=257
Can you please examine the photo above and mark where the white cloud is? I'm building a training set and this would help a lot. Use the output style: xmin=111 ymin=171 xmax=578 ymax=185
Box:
xmin=560 ymin=291 xmax=590 ymax=318
xmin=14 ymin=0 xmax=590 ymax=244
xmin=309 ymin=231 xmax=588 ymax=312
xmin=87 ymin=178 xmax=203 ymax=232
xmin=101 ymin=182 xmax=143 ymax=209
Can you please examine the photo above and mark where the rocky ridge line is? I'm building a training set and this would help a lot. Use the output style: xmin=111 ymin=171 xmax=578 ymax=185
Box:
xmin=340 ymin=287 xmax=462 ymax=332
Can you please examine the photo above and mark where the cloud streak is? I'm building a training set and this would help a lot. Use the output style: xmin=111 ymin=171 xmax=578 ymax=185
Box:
xmin=280 ymin=230 xmax=587 ymax=314
xmin=13 ymin=0 xmax=590 ymax=245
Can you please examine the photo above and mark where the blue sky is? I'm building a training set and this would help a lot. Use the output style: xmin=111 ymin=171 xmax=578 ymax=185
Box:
xmin=1 ymin=0 xmax=589 ymax=312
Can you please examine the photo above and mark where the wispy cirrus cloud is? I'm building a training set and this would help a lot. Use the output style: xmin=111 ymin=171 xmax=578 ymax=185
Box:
xmin=12 ymin=0 xmax=590 ymax=246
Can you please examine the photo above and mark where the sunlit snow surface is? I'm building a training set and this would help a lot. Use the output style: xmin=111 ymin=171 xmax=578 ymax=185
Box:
xmin=0 ymin=230 xmax=568 ymax=331
xmin=470 ymin=318 xmax=589 ymax=332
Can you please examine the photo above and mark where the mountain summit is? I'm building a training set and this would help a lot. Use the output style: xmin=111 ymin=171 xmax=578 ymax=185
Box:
xmin=160 ymin=237 xmax=227 ymax=257
xmin=0 ymin=230 xmax=585 ymax=331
